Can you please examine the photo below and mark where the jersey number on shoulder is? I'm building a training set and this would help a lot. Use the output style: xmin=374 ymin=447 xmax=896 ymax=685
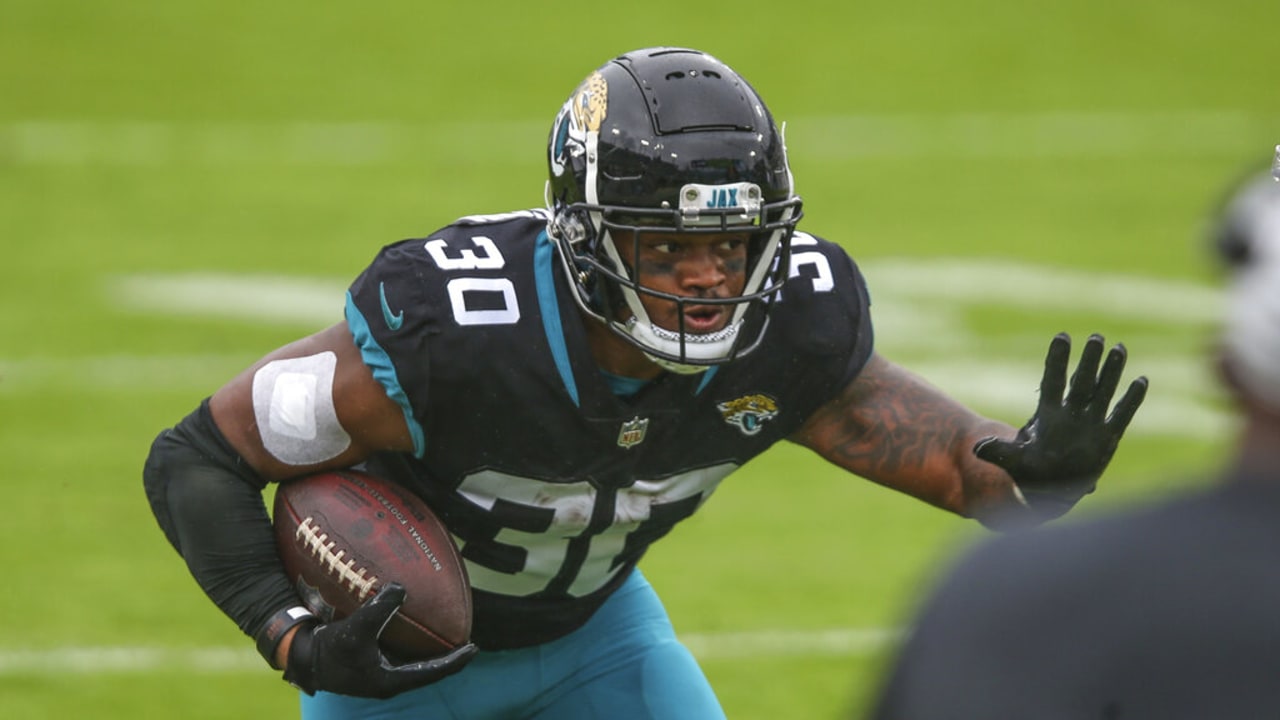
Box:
xmin=425 ymin=236 xmax=520 ymax=326
xmin=787 ymin=231 xmax=835 ymax=293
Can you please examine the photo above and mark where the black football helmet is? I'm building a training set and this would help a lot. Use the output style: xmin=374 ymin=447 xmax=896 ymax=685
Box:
xmin=545 ymin=47 xmax=802 ymax=373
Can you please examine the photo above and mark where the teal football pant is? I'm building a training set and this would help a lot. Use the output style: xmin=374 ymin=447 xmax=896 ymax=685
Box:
xmin=299 ymin=569 xmax=725 ymax=719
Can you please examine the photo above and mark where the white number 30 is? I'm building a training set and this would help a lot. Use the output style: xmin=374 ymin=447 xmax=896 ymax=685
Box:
xmin=425 ymin=235 xmax=520 ymax=325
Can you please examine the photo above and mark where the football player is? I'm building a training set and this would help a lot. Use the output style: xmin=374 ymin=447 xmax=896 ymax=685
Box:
xmin=143 ymin=47 xmax=1148 ymax=719
xmin=868 ymin=166 xmax=1280 ymax=720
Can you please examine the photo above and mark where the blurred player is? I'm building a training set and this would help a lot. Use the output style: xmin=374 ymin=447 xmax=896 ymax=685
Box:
xmin=142 ymin=47 xmax=1147 ymax=719
xmin=869 ymin=165 xmax=1280 ymax=719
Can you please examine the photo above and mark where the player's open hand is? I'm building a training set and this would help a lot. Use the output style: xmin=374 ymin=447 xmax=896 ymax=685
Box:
xmin=974 ymin=333 xmax=1148 ymax=522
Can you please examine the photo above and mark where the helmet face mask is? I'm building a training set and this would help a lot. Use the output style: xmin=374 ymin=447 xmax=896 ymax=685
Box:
xmin=546 ymin=47 xmax=802 ymax=374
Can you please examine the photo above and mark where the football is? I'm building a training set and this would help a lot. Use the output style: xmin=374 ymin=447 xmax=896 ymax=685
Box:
xmin=272 ymin=469 xmax=472 ymax=661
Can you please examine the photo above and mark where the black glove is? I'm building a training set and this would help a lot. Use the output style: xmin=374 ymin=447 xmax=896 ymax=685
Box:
xmin=974 ymin=333 xmax=1148 ymax=522
xmin=283 ymin=582 xmax=478 ymax=699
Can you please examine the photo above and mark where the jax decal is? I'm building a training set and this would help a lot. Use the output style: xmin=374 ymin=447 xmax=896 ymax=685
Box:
xmin=717 ymin=394 xmax=779 ymax=436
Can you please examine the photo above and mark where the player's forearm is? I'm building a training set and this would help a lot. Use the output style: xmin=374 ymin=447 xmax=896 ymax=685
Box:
xmin=142 ymin=401 xmax=302 ymax=647
xmin=792 ymin=355 xmax=1027 ymax=521
xmin=866 ymin=418 xmax=1030 ymax=525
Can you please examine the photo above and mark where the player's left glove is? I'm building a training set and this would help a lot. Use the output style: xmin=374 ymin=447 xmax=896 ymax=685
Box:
xmin=974 ymin=333 xmax=1148 ymax=523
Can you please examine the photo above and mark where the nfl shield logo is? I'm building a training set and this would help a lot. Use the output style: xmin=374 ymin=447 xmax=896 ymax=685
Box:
xmin=617 ymin=416 xmax=649 ymax=449
xmin=295 ymin=578 xmax=336 ymax=623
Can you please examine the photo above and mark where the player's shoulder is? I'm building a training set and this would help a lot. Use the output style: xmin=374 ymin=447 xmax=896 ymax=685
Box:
xmin=786 ymin=229 xmax=854 ymax=258
xmin=947 ymin=492 xmax=1206 ymax=592
xmin=439 ymin=208 xmax=552 ymax=238
xmin=764 ymin=229 xmax=873 ymax=362
xmin=925 ymin=480 xmax=1280 ymax=649
xmin=788 ymin=229 xmax=850 ymax=255
xmin=783 ymin=230 xmax=867 ymax=299
xmin=346 ymin=208 xmax=549 ymax=337
xmin=356 ymin=208 xmax=549 ymax=290
xmin=375 ymin=208 xmax=550 ymax=262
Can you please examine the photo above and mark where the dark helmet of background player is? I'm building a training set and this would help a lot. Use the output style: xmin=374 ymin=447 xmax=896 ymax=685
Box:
xmin=544 ymin=46 xmax=803 ymax=374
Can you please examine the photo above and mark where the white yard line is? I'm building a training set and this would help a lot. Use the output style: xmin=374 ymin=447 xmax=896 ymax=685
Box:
xmin=109 ymin=272 xmax=347 ymax=326
xmin=0 ymin=646 xmax=265 ymax=675
xmin=682 ymin=627 xmax=903 ymax=660
xmin=0 ymin=354 xmax=257 ymax=391
xmin=104 ymin=258 xmax=1220 ymax=327
xmin=865 ymin=258 xmax=1222 ymax=325
xmin=0 ymin=628 xmax=902 ymax=675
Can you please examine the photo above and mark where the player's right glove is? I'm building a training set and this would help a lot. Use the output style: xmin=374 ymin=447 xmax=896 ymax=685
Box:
xmin=283 ymin=582 xmax=477 ymax=699
xmin=973 ymin=333 xmax=1148 ymax=523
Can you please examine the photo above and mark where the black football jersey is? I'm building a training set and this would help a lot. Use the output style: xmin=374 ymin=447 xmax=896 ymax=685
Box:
xmin=344 ymin=209 xmax=873 ymax=649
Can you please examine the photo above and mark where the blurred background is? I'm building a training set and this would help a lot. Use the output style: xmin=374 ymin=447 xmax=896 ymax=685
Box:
xmin=3 ymin=0 xmax=1276 ymax=717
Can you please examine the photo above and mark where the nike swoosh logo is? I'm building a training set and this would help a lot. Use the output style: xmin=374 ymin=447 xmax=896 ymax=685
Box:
xmin=379 ymin=282 xmax=404 ymax=331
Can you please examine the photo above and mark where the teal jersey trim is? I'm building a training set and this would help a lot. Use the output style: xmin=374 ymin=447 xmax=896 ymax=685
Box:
xmin=598 ymin=370 xmax=650 ymax=399
xmin=344 ymin=291 xmax=426 ymax=457
xmin=696 ymin=366 xmax=718 ymax=394
xmin=535 ymin=231 xmax=580 ymax=407
xmin=601 ymin=366 xmax=717 ymax=398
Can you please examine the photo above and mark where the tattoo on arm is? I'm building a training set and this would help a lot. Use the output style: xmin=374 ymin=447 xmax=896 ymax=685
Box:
xmin=793 ymin=354 xmax=1010 ymax=512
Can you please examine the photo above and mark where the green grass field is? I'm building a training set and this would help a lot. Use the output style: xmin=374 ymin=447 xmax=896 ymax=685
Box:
xmin=3 ymin=1 xmax=1277 ymax=717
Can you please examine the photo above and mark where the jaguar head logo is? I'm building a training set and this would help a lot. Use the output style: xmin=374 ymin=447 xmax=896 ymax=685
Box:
xmin=550 ymin=71 xmax=608 ymax=178
xmin=717 ymin=394 xmax=779 ymax=436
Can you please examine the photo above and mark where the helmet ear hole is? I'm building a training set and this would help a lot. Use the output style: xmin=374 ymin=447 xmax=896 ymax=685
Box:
xmin=1211 ymin=170 xmax=1280 ymax=271
xmin=551 ymin=207 xmax=594 ymax=247
xmin=1215 ymin=223 xmax=1252 ymax=267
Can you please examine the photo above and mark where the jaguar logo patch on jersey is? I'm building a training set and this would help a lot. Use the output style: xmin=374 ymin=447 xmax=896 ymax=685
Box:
xmin=617 ymin=416 xmax=649 ymax=449
xmin=717 ymin=394 xmax=779 ymax=436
